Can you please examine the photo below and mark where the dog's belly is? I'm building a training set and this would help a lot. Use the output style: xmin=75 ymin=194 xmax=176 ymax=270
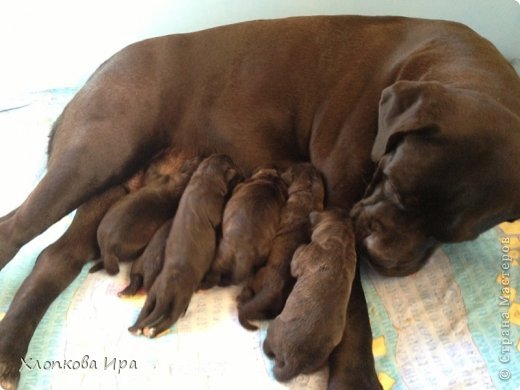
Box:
xmin=171 ymin=112 xmax=304 ymax=174
xmin=95 ymin=16 xmax=425 ymax=175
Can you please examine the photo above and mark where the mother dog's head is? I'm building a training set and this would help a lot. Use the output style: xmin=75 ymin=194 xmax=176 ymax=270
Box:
xmin=352 ymin=80 xmax=520 ymax=276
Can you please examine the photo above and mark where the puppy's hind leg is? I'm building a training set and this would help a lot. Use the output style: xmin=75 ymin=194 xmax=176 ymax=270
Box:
xmin=0 ymin=80 xmax=167 ymax=269
xmin=89 ymin=252 xmax=121 ymax=275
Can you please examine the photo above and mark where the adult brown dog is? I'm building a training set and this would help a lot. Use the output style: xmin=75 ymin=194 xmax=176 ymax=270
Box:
xmin=0 ymin=15 xmax=519 ymax=389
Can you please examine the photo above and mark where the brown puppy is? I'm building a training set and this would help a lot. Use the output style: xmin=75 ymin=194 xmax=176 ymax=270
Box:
xmin=130 ymin=154 xmax=240 ymax=337
xmin=93 ymin=157 xmax=201 ymax=274
xmin=263 ymin=209 xmax=356 ymax=382
xmin=202 ymin=167 xmax=288 ymax=288
xmin=237 ymin=163 xmax=325 ymax=330
xmin=119 ymin=219 xmax=172 ymax=296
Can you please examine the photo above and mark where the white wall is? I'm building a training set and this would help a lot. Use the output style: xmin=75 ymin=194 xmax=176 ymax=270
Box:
xmin=1 ymin=0 xmax=519 ymax=95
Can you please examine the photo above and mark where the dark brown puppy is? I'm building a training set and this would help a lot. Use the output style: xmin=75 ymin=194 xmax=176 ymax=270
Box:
xmin=130 ymin=154 xmax=240 ymax=337
xmin=119 ymin=219 xmax=172 ymax=296
xmin=263 ymin=209 xmax=356 ymax=382
xmin=93 ymin=157 xmax=201 ymax=274
xmin=203 ymin=167 xmax=288 ymax=288
xmin=237 ymin=163 xmax=325 ymax=330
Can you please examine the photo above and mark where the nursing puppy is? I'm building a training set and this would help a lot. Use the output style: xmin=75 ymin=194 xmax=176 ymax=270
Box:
xmin=93 ymin=157 xmax=201 ymax=274
xmin=130 ymin=154 xmax=241 ymax=337
xmin=237 ymin=163 xmax=325 ymax=330
xmin=119 ymin=219 xmax=172 ymax=296
xmin=202 ymin=167 xmax=288 ymax=288
xmin=263 ymin=209 xmax=356 ymax=382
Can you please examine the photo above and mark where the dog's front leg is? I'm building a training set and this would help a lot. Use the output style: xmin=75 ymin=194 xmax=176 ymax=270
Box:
xmin=328 ymin=267 xmax=382 ymax=390
xmin=0 ymin=186 xmax=125 ymax=390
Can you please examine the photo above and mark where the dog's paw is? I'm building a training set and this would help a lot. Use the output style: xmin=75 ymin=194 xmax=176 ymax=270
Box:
xmin=198 ymin=271 xmax=221 ymax=290
xmin=237 ymin=271 xmax=289 ymax=330
xmin=0 ymin=328 xmax=24 ymax=390
xmin=0 ymin=358 xmax=20 ymax=390
xmin=263 ymin=347 xmax=298 ymax=382
xmin=262 ymin=331 xmax=299 ymax=382
xmin=328 ymin=370 xmax=383 ymax=390
xmin=129 ymin=267 xmax=195 ymax=336
xmin=237 ymin=286 xmax=261 ymax=330
xmin=88 ymin=258 xmax=119 ymax=275
xmin=118 ymin=274 xmax=144 ymax=296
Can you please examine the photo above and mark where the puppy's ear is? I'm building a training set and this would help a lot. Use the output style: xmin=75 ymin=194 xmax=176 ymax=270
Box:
xmin=226 ymin=167 xmax=242 ymax=189
xmin=281 ymin=167 xmax=295 ymax=186
xmin=372 ymin=80 xmax=445 ymax=162
xmin=309 ymin=211 xmax=322 ymax=227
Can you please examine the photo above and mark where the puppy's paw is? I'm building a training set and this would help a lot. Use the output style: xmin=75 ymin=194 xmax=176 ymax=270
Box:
xmin=199 ymin=271 xmax=221 ymax=290
xmin=262 ymin=331 xmax=298 ymax=382
xmin=88 ymin=258 xmax=119 ymax=275
xmin=208 ymin=249 xmax=235 ymax=286
xmin=262 ymin=335 xmax=275 ymax=358
xmin=262 ymin=339 xmax=298 ymax=382
xmin=236 ymin=285 xmax=255 ymax=305
xmin=118 ymin=274 xmax=144 ymax=296
xmin=237 ymin=285 xmax=264 ymax=330
xmin=237 ymin=270 xmax=290 ymax=330
xmin=129 ymin=268 xmax=194 ymax=336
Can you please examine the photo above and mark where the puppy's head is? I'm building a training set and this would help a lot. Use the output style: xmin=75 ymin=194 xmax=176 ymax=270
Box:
xmin=283 ymin=163 xmax=325 ymax=205
xmin=309 ymin=209 xmax=353 ymax=248
xmin=250 ymin=166 xmax=280 ymax=181
xmin=248 ymin=166 xmax=288 ymax=196
xmin=353 ymin=80 xmax=520 ymax=276
xmin=197 ymin=154 xmax=242 ymax=189
xmin=180 ymin=156 xmax=203 ymax=174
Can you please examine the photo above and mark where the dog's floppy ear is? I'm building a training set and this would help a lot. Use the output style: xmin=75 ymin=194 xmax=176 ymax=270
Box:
xmin=372 ymin=80 xmax=446 ymax=162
